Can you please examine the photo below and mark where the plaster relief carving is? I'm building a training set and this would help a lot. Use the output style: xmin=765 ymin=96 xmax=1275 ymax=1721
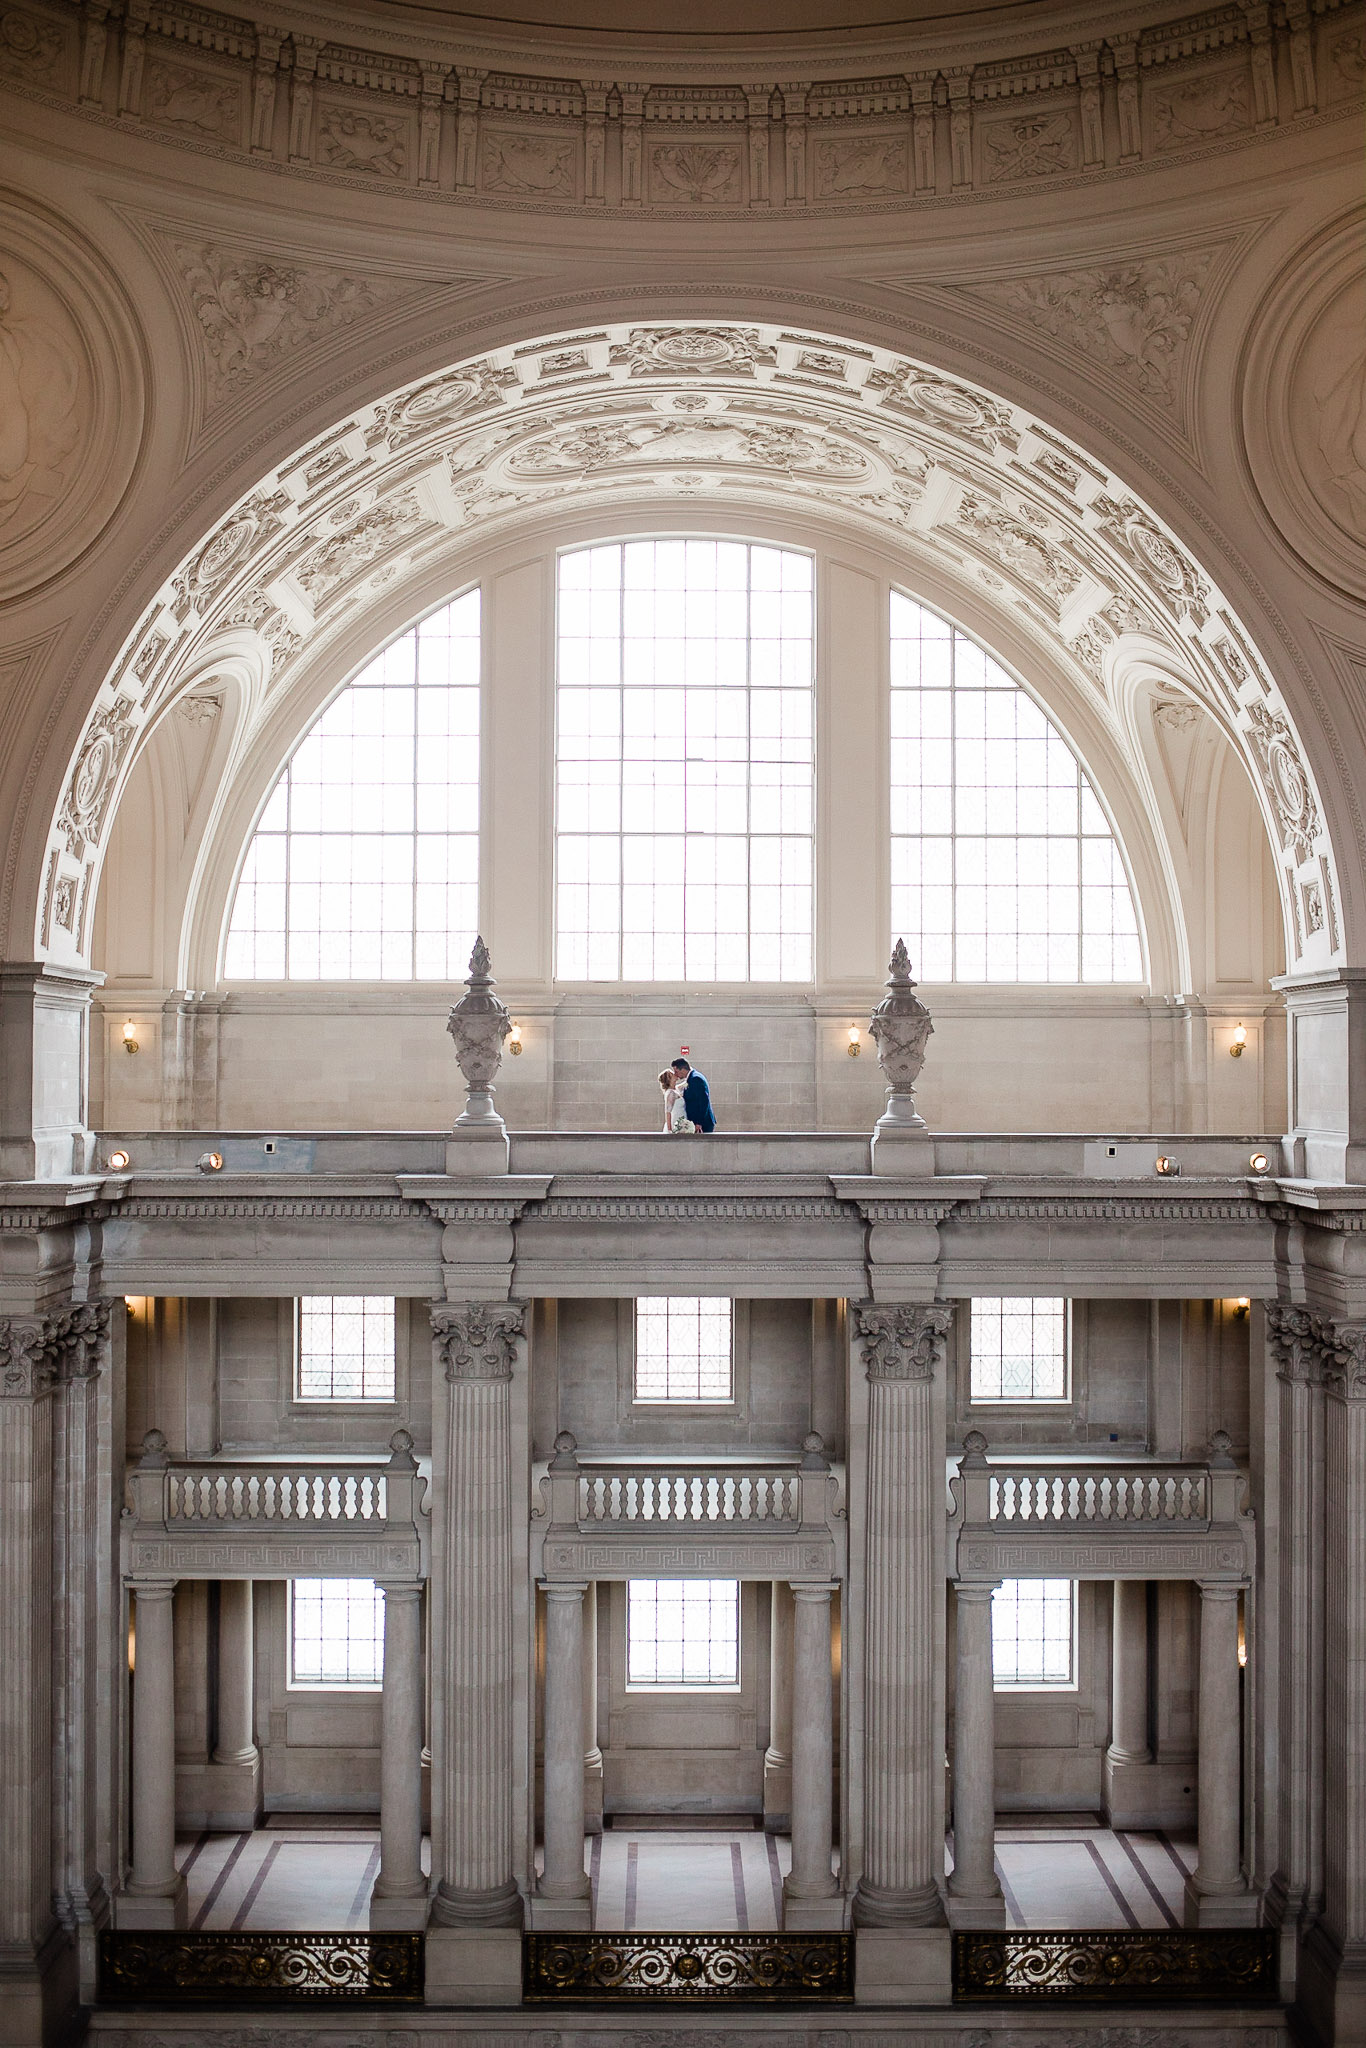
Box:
xmin=853 ymin=1302 xmax=954 ymax=1381
xmin=431 ymin=1301 xmax=525 ymax=1382
xmin=648 ymin=144 xmax=743 ymax=204
xmin=0 ymin=7 xmax=64 ymax=83
xmin=59 ymin=694 xmax=136 ymax=860
xmin=509 ymin=413 xmax=869 ymax=483
xmin=144 ymin=59 xmax=242 ymax=139
xmin=316 ymin=105 xmax=409 ymax=178
xmin=174 ymin=241 xmax=414 ymax=404
xmin=980 ymin=109 xmax=1079 ymax=182
xmin=865 ymin=363 xmax=1019 ymax=452
xmin=952 ymin=492 xmax=1082 ymax=607
xmin=481 ymin=129 xmax=575 ymax=195
xmin=1326 ymin=27 xmax=1366 ymax=99
xmin=293 ymin=490 xmax=427 ymax=604
xmin=1245 ymin=701 xmax=1320 ymax=864
xmin=1151 ymin=67 xmax=1252 ymax=149
xmin=1091 ymin=495 xmax=1208 ymax=623
xmin=611 ymin=327 xmax=775 ymax=377
xmin=1289 ymin=273 xmax=1366 ymax=541
xmin=966 ymin=248 xmax=1217 ymax=410
xmin=0 ymin=258 xmax=82 ymax=547
xmin=813 ymin=134 xmax=907 ymax=197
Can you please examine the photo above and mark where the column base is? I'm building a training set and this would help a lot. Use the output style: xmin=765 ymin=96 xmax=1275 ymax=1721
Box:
xmin=853 ymin=1926 xmax=952 ymax=2005
xmin=946 ymin=1888 xmax=1007 ymax=1929
xmin=851 ymin=1878 xmax=945 ymax=1928
xmin=424 ymin=1925 xmax=522 ymax=2006
xmin=369 ymin=1886 xmax=430 ymax=1930
xmin=429 ymin=1880 xmax=524 ymax=1929
xmin=0 ymin=1923 xmax=78 ymax=2048
xmin=1182 ymin=1875 xmax=1260 ymax=1928
xmin=585 ymin=1754 xmax=604 ymax=1836
xmin=763 ymin=1750 xmax=791 ymax=1835
xmin=1297 ymin=1922 xmax=1366 ymax=2045
xmin=782 ymin=1886 xmax=844 ymax=1930
xmin=1103 ymin=1753 xmax=1195 ymax=1830
xmin=527 ymin=1894 xmax=592 ymax=1929
xmin=176 ymin=1753 xmax=263 ymax=1831
xmin=116 ymin=1875 xmax=188 ymax=1930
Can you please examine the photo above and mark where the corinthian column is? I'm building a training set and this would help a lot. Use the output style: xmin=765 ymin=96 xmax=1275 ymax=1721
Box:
xmin=429 ymin=1303 xmax=525 ymax=1928
xmin=850 ymin=1302 xmax=952 ymax=1927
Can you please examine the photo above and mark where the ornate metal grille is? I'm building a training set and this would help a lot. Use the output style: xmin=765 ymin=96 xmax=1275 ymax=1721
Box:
xmin=953 ymin=1929 xmax=1278 ymax=2002
xmin=98 ymin=1930 xmax=423 ymax=2003
xmin=525 ymin=1931 xmax=852 ymax=2002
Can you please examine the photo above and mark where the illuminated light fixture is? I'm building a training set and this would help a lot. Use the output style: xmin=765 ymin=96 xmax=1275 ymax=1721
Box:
xmin=847 ymin=1024 xmax=862 ymax=1058
xmin=123 ymin=1297 xmax=137 ymax=1313
xmin=106 ymin=1148 xmax=131 ymax=1172
xmin=1230 ymin=1022 xmax=1248 ymax=1058
xmin=1238 ymin=1610 xmax=1248 ymax=1669
xmin=1234 ymin=1298 xmax=1251 ymax=1316
xmin=196 ymin=1151 xmax=224 ymax=1173
xmin=1154 ymin=1155 xmax=1180 ymax=1176
xmin=122 ymin=1020 xmax=139 ymax=1055
xmin=1249 ymin=1152 xmax=1270 ymax=1173
xmin=508 ymin=1023 xmax=523 ymax=1056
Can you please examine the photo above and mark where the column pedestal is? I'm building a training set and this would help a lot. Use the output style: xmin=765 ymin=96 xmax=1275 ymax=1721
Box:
xmin=120 ymin=1580 xmax=188 ymax=1928
xmin=371 ymin=1582 xmax=428 ymax=1929
xmin=947 ymin=1581 xmax=1005 ymax=1928
xmin=1184 ymin=1581 xmax=1256 ymax=1927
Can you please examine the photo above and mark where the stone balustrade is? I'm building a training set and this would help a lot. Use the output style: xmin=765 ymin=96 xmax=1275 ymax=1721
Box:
xmin=577 ymin=1468 xmax=802 ymax=1526
xmin=987 ymin=1466 xmax=1211 ymax=1525
xmin=166 ymin=1466 xmax=389 ymax=1525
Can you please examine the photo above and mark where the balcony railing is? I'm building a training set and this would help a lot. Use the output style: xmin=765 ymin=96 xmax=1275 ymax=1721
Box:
xmin=167 ymin=1467 xmax=388 ymax=1525
xmin=989 ymin=1466 xmax=1209 ymax=1524
xmin=578 ymin=1468 xmax=801 ymax=1526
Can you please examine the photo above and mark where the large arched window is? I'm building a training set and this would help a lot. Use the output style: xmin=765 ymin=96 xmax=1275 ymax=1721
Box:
xmin=224 ymin=593 xmax=480 ymax=980
xmin=890 ymin=593 xmax=1143 ymax=981
xmin=555 ymin=540 xmax=813 ymax=982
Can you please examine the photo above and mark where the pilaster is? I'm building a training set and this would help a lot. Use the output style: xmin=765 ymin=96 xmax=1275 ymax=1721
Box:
xmin=0 ymin=964 xmax=103 ymax=1180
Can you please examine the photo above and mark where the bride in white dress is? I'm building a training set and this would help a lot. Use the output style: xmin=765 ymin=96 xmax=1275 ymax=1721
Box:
xmin=659 ymin=1069 xmax=694 ymax=1134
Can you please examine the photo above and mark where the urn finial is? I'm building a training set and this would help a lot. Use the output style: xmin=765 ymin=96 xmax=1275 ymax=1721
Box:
xmin=868 ymin=940 xmax=933 ymax=1131
xmin=447 ymin=936 xmax=511 ymax=1129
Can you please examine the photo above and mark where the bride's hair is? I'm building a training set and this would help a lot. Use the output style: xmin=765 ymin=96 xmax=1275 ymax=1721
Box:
xmin=658 ymin=1070 xmax=674 ymax=1090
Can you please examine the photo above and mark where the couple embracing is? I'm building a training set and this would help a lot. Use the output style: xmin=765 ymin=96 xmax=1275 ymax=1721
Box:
xmin=658 ymin=1056 xmax=715 ymax=1136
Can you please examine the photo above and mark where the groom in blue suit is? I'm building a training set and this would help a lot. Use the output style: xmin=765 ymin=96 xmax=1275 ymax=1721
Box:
xmin=671 ymin=1057 xmax=716 ymax=1133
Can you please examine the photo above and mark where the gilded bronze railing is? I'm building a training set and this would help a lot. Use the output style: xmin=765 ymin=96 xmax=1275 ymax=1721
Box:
xmin=953 ymin=1929 xmax=1278 ymax=2002
xmin=98 ymin=1930 xmax=423 ymax=2003
xmin=525 ymin=1931 xmax=853 ymax=2002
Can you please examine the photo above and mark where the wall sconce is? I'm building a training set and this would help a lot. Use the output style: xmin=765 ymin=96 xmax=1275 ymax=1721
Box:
xmin=196 ymin=1151 xmax=224 ymax=1173
xmin=122 ymin=1020 xmax=139 ymax=1055
xmin=1154 ymin=1155 xmax=1180 ymax=1176
xmin=1249 ymin=1152 xmax=1270 ymax=1173
xmin=508 ymin=1023 xmax=523 ymax=1056
xmin=123 ymin=1297 xmax=137 ymax=1315
xmin=847 ymin=1025 xmax=862 ymax=1058
xmin=1230 ymin=1023 xmax=1247 ymax=1058
xmin=1237 ymin=1608 xmax=1248 ymax=1669
xmin=1233 ymin=1298 xmax=1251 ymax=1318
xmin=106 ymin=1148 xmax=131 ymax=1172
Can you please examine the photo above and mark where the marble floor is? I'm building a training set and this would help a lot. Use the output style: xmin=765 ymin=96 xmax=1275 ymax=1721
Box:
xmin=174 ymin=1815 xmax=1196 ymax=1932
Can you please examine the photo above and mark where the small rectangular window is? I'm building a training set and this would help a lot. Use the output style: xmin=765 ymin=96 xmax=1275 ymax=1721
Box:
xmin=627 ymin=1579 xmax=739 ymax=1687
xmin=289 ymin=1578 xmax=385 ymax=1688
xmin=297 ymin=1297 xmax=396 ymax=1402
xmin=633 ymin=1297 xmax=733 ymax=1404
xmin=992 ymin=1578 xmax=1076 ymax=1689
xmin=969 ymin=1297 xmax=1069 ymax=1403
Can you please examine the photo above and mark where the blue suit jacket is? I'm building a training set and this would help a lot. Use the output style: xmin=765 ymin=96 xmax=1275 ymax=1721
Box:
xmin=682 ymin=1070 xmax=715 ymax=1132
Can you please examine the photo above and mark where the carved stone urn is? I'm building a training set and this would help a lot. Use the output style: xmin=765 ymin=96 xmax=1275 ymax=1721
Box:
xmin=446 ymin=937 xmax=511 ymax=1128
xmin=868 ymin=939 xmax=933 ymax=1131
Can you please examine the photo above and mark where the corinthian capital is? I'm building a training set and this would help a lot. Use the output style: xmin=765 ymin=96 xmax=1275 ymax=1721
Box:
xmin=431 ymin=1301 xmax=526 ymax=1382
xmin=0 ymin=1300 xmax=111 ymax=1397
xmin=1268 ymin=1299 xmax=1366 ymax=1393
xmin=853 ymin=1301 xmax=954 ymax=1381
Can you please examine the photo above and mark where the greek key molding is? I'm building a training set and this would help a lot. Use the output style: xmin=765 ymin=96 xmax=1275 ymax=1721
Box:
xmin=957 ymin=1535 xmax=1249 ymax=1579
xmin=543 ymin=1538 xmax=835 ymax=1579
xmin=125 ymin=1535 xmax=422 ymax=1577
xmin=853 ymin=1301 xmax=954 ymax=1380
xmin=431 ymin=1300 xmax=526 ymax=1381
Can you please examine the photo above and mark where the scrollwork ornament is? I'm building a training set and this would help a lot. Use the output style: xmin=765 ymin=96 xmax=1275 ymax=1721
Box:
xmin=431 ymin=1301 xmax=526 ymax=1382
xmin=853 ymin=1301 xmax=954 ymax=1381
xmin=1320 ymin=1321 xmax=1366 ymax=1401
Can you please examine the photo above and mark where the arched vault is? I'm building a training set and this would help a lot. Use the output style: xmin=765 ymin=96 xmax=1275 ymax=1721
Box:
xmin=43 ymin=320 xmax=1341 ymax=980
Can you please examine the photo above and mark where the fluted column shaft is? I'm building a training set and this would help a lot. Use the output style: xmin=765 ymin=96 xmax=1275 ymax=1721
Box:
xmin=126 ymin=1582 xmax=182 ymax=1904
xmin=213 ymin=1580 xmax=256 ymax=1765
xmin=539 ymin=1582 xmax=590 ymax=1902
xmin=430 ymin=1304 xmax=525 ymax=1928
xmin=373 ymin=1583 xmax=426 ymax=1907
xmin=851 ymin=1303 xmax=952 ymax=1927
xmin=949 ymin=1582 xmax=1002 ymax=1913
xmin=582 ymin=1581 xmax=603 ymax=1834
xmin=1190 ymin=1583 xmax=1245 ymax=1904
xmin=785 ymin=1584 xmax=837 ymax=1903
xmin=1109 ymin=1579 xmax=1151 ymax=1764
